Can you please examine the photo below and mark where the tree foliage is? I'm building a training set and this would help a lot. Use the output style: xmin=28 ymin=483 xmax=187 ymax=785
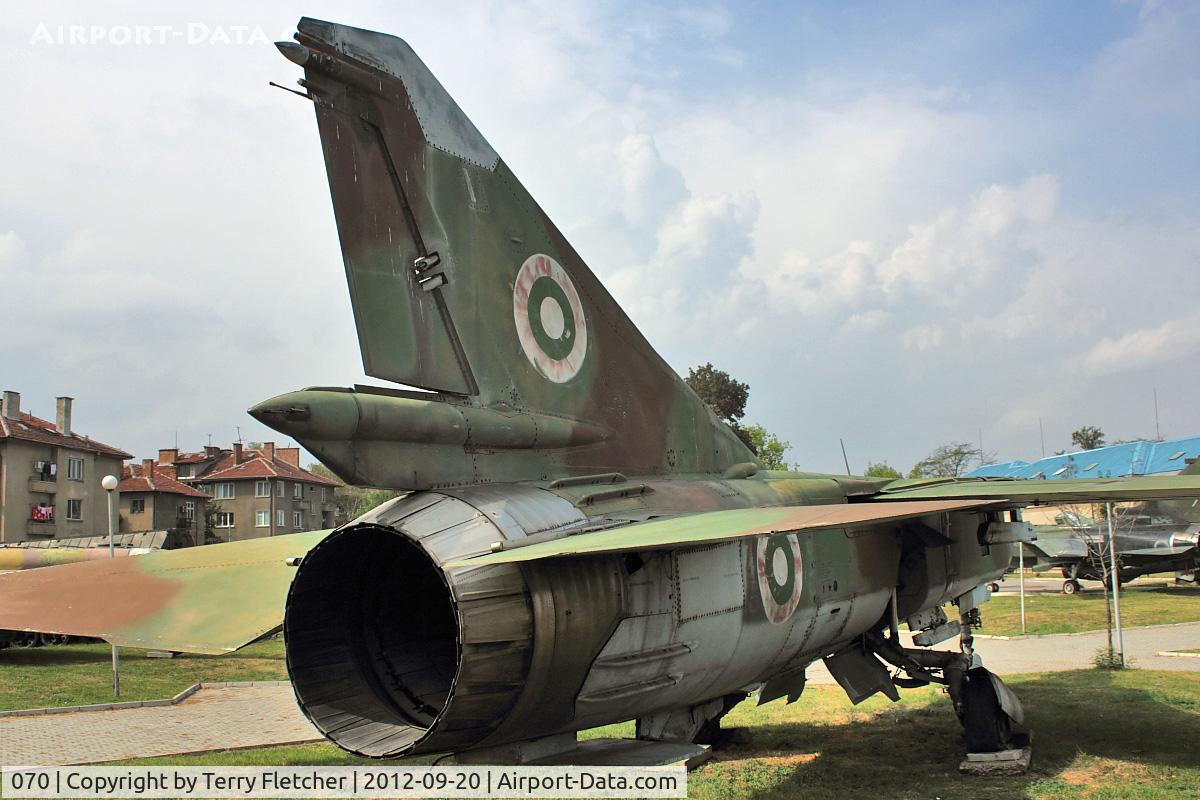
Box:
xmin=307 ymin=463 xmax=401 ymax=525
xmin=864 ymin=461 xmax=902 ymax=480
xmin=685 ymin=363 xmax=748 ymax=424
xmin=1071 ymin=425 xmax=1106 ymax=450
xmin=743 ymin=424 xmax=791 ymax=470
xmin=908 ymin=443 xmax=986 ymax=479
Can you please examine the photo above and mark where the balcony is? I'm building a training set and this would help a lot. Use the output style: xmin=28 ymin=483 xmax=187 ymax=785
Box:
xmin=28 ymin=477 xmax=57 ymax=494
xmin=26 ymin=520 xmax=56 ymax=538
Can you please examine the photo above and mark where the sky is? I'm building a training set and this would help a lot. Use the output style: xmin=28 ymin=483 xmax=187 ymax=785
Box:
xmin=2 ymin=1 xmax=1198 ymax=475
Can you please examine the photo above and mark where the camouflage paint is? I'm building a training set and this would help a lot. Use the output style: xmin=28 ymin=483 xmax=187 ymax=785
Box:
xmin=0 ymin=530 xmax=329 ymax=653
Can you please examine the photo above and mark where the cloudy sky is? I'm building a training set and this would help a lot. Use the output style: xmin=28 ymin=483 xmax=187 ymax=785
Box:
xmin=2 ymin=1 xmax=1198 ymax=475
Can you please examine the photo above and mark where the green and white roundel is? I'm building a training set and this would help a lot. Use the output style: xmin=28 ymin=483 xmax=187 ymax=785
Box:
xmin=756 ymin=533 xmax=804 ymax=624
xmin=513 ymin=254 xmax=588 ymax=383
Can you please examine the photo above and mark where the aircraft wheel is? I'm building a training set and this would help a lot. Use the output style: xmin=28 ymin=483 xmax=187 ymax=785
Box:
xmin=14 ymin=635 xmax=34 ymax=648
xmin=988 ymin=582 xmax=1001 ymax=593
xmin=1063 ymin=580 xmax=1080 ymax=595
xmin=962 ymin=668 xmax=1012 ymax=752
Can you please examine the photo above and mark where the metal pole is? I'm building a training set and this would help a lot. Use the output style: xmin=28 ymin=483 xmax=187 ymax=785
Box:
xmin=102 ymin=476 xmax=121 ymax=696
xmin=1106 ymin=501 xmax=1124 ymax=665
xmin=1018 ymin=542 xmax=1026 ymax=635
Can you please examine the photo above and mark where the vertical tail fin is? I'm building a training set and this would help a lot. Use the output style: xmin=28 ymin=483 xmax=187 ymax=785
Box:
xmin=265 ymin=19 xmax=752 ymax=487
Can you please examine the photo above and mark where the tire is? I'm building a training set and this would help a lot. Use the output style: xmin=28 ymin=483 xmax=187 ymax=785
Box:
xmin=962 ymin=668 xmax=1012 ymax=752
xmin=988 ymin=582 xmax=1001 ymax=593
xmin=1063 ymin=580 xmax=1080 ymax=595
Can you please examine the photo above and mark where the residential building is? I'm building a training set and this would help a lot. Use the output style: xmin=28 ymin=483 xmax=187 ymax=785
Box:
xmin=118 ymin=459 xmax=208 ymax=547
xmin=0 ymin=390 xmax=132 ymax=543
xmin=166 ymin=442 xmax=337 ymax=542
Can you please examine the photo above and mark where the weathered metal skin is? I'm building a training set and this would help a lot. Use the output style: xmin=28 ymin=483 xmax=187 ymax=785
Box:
xmin=284 ymin=476 xmax=1006 ymax=759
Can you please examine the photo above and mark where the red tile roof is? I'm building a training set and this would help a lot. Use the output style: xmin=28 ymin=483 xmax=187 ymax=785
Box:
xmin=0 ymin=412 xmax=132 ymax=459
xmin=120 ymin=463 xmax=207 ymax=498
xmin=193 ymin=449 xmax=338 ymax=486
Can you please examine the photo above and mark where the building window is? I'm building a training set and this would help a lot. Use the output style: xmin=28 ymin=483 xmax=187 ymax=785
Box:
xmin=67 ymin=457 xmax=84 ymax=481
xmin=183 ymin=501 xmax=195 ymax=521
xmin=323 ymin=487 xmax=330 ymax=502
xmin=293 ymin=483 xmax=303 ymax=499
xmin=177 ymin=465 xmax=193 ymax=478
xmin=277 ymin=510 xmax=286 ymax=528
xmin=216 ymin=512 xmax=235 ymax=528
xmin=255 ymin=510 xmax=270 ymax=527
xmin=66 ymin=498 xmax=82 ymax=520
xmin=277 ymin=481 xmax=285 ymax=498
xmin=293 ymin=511 xmax=303 ymax=529
xmin=214 ymin=483 xmax=235 ymax=500
xmin=255 ymin=480 xmax=270 ymax=497
xmin=130 ymin=498 xmax=145 ymax=514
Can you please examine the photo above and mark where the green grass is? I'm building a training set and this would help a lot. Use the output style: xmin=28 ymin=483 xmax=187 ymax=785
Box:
xmin=5 ymin=643 xmax=1200 ymax=798
xmin=107 ymin=670 xmax=1200 ymax=800
xmin=0 ymin=639 xmax=287 ymax=711
xmin=979 ymin=584 xmax=1200 ymax=636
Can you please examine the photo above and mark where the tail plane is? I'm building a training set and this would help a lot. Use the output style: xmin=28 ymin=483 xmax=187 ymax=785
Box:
xmin=254 ymin=19 xmax=753 ymax=489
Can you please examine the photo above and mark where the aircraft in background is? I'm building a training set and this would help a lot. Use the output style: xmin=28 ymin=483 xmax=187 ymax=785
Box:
xmin=6 ymin=18 xmax=1200 ymax=766
xmin=1017 ymin=505 xmax=1200 ymax=594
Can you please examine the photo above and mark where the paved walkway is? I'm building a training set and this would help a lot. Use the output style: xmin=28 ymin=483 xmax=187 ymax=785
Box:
xmin=807 ymin=621 xmax=1200 ymax=684
xmin=0 ymin=682 xmax=322 ymax=766
xmin=3 ymin=626 xmax=1198 ymax=765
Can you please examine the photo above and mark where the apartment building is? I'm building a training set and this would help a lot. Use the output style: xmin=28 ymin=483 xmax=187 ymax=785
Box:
xmin=0 ymin=390 xmax=132 ymax=543
xmin=118 ymin=459 xmax=208 ymax=547
xmin=169 ymin=442 xmax=337 ymax=542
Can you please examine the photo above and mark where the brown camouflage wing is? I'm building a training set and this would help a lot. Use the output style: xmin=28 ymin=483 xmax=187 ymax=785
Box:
xmin=0 ymin=531 xmax=329 ymax=654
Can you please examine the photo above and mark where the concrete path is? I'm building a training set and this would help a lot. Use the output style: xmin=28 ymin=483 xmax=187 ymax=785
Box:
xmin=3 ymin=626 xmax=1198 ymax=765
xmin=806 ymin=621 xmax=1200 ymax=684
xmin=0 ymin=682 xmax=322 ymax=766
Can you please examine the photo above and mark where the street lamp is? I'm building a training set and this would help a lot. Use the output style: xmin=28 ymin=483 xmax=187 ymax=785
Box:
xmin=101 ymin=474 xmax=121 ymax=696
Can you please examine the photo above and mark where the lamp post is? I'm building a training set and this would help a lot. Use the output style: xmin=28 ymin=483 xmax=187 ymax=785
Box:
xmin=100 ymin=474 xmax=121 ymax=696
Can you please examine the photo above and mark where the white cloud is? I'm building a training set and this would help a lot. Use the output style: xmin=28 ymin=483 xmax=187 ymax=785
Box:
xmin=1083 ymin=312 xmax=1200 ymax=375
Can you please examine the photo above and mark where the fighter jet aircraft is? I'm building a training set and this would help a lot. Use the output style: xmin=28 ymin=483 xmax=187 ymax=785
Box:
xmin=6 ymin=18 xmax=1200 ymax=765
xmin=1018 ymin=506 xmax=1200 ymax=593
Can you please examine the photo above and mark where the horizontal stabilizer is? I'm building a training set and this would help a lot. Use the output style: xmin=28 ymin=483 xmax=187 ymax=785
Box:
xmin=879 ymin=475 xmax=1200 ymax=504
xmin=443 ymin=499 xmax=999 ymax=567
xmin=0 ymin=530 xmax=330 ymax=654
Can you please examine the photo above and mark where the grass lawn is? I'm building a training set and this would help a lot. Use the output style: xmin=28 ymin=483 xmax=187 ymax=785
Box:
xmin=109 ymin=670 xmax=1200 ymax=800
xmin=4 ymin=641 xmax=1199 ymax=798
xmin=979 ymin=584 xmax=1200 ymax=636
xmin=0 ymin=638 xmax=287 ymax=712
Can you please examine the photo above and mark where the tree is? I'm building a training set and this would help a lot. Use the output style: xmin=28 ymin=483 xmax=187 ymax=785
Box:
xmin=743 ymin=424 xmax=790 ymax=470
xmin=1071 ymin=425 xmax=1106 ymax=451
xmin=308 ymin=463 xmax=400 ymax=525
xmin=202 ymin=501 xmax=221 ymax=544
xmin=685 ymin=362 xmax=754 ymax=451
xmin=908 ymin=443 xmax=985 ymax=479
xmin=685 ymin=363 xmax=748 ymax=424
xmin=864 ymin=461 xmax=902 ymax=480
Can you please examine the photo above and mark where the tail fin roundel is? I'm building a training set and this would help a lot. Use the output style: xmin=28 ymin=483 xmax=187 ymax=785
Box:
xmin=266 ymin=19 xmax=752 ymax=487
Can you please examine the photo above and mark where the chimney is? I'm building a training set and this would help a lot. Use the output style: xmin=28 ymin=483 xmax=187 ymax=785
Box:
xmin=233 ymin=442 xmax=243 ymax=464
xmin=204 ymin=446 xmax=220 ymax=458
xmin=2 ymin=390 xmax=20 ymax=420
xmin=262 ymin=442 xmax=275 ymax=461
xmin=55 ymin=396 xmax=73 ymax=435
xmin=142 ymin=459 xmax=156 ymax=485
xmin=158 ymin=448 xmax=177 ymax=465
xmin=279 ymin=447 xmax=301 ymax=467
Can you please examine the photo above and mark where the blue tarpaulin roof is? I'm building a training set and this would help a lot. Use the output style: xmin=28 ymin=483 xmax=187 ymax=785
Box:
xmin=969 ymin=436 xmax=1200 ymax=479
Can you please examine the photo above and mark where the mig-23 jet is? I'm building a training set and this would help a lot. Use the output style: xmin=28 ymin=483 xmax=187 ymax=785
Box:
xmin=6 ymin=18 xmax=1200 ymax=766
xmin=1017 ymin=505 xmax=1200 ymax=593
